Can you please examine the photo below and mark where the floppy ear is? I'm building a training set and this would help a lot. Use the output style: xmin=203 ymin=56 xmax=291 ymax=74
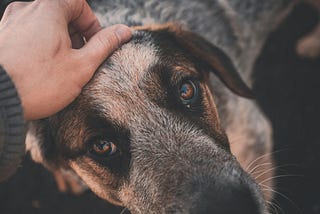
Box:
xmin=135 ymin=24 xmax=253 ymax=98
xmin=174 ymin=29 xmax=254 ymax=99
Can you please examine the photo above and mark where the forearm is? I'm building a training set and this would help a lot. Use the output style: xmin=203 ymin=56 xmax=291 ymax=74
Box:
xmin=0 ymin=65 xmax=26 ymax=182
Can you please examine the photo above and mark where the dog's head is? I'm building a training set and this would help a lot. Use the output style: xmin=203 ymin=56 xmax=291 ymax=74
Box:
xmin=27 ymin=24 xmax=266 ymax=213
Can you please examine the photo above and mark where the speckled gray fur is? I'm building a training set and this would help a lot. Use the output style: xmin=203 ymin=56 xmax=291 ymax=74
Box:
xmin=26 ymin=0 xmax=302 ymax=213
xmin=90 ymin=0 xmax=296 ymax=82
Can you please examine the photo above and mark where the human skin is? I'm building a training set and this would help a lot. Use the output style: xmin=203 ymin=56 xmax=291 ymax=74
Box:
xmin=0 ymin=0 xmax=132 ymax=120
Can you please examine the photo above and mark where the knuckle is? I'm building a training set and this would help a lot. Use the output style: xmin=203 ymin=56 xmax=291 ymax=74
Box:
xmin=6 ymin=1 xmax=19 ymax=9
xmin=58 ymin=0 xmax=85 ymax=19
xmin=4 ymin=1 xmax=31 ymax=17
xmin=5 ymin=2 xmax=22 ymax=13
xmin=97 ymin=31 xmax=119 ymax=51
xmin=2 ymin=2 xmax=27 ymax=20
xmin=5 ymin=3 xmax=14 ymax=12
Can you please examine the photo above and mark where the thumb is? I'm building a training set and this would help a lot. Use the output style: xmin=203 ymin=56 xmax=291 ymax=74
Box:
xmin=78 ymin=24 xmax=132 ymax=71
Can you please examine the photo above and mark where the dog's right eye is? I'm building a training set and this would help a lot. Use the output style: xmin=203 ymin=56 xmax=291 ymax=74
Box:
xmin=89 ymin=140 xmax=118 ymax=158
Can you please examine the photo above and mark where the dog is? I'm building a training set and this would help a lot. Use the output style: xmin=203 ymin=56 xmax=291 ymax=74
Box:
xmin=25 ymin=0 xmax=319 ymax=213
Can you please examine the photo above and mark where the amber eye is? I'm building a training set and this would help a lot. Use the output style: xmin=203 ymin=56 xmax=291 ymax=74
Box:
xmin=90 ymin=140 xmax=118 ymax=157
xmin=179 ymin=80 xmax=198 ymax=106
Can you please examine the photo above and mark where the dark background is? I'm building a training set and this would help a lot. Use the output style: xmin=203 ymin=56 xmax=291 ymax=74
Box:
xmin=253 ymin=3 xmax=320 ymax=214
xmin=0 ymin=2 xmax=320 ymax=214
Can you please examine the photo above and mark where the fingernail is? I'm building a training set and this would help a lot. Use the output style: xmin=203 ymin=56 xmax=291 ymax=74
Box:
xmin=115 ymin=25 xmax=132 ymax=42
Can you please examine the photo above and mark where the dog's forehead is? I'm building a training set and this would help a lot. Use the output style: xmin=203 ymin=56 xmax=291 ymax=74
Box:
xmin=81 ymin=30 xmax=195 ymax=123
xmin=93 ymin=41 xmax=158 ymax=91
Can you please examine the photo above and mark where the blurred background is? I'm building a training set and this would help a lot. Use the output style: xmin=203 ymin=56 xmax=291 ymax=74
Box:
xmin=0 ymin=1 xmax=320 ymax=214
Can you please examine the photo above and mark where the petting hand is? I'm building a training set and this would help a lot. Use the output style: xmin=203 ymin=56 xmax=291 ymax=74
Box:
xmin=0 ymin=0 xmax=132 ymax=120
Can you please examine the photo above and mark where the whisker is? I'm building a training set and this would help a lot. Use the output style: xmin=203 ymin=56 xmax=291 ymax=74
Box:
xmin=120 ymin=207 xmax=128 ymax=214
xmin=254 ymin=164 xmax=296 ymax=180
xmin=260 ymin=184 xmax=294 ymax=207
xmin=266 ymin=200 xmax=278 ymax=214
xmin=260 ymin=184 xmax=302 ymax=213
xmin=250 ymin=163 xmax=300 ymax=177
xmin=248 ymin=162 xmax=273 ymax=175
xmin=259 ymin=174 xmax=303 ymax=185
xmin=266 ymin=200 xmax=283 ymax=214
xmin=246 ymin=149 xmax=290 ymax=172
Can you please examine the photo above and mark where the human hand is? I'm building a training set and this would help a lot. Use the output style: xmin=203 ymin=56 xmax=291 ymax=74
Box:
xmin=0 ymin=0 xmax=132 ymax=120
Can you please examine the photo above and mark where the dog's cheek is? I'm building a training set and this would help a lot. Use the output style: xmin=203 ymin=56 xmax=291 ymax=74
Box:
xmin=69 ymin=159 xmax=125 ymax=206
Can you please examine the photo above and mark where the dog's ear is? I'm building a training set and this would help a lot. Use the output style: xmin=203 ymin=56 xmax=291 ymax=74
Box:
xmin=136 ymin=24 xmax=254 ymax=98
xmin=174 ymin=29 xmax=254 ymax=99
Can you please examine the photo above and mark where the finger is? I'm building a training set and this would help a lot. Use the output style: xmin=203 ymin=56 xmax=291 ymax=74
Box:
xmin=74 ymin=24 xmax=132 ymax=82
xmin=80 ymin=24 xmax=132 ymax=67
xmin=58 ymin=0 xmax=102 ymax=40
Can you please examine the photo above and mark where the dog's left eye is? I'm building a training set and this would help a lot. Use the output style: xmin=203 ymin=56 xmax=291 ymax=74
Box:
xmin=89 ymin=140 xmax=118 ymax=157
xmin=179 ymin=80 xmax=198 ymax=106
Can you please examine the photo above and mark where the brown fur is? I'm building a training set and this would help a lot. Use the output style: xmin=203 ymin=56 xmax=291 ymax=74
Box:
xmin=24 ymin=0 xmax=320 ymax=212
xmin=27 ymin=24 xmax=269 ymax=213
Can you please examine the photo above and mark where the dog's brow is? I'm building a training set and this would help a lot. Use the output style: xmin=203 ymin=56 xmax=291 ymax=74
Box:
xmin=141 ymin=61 xmax=200 ymax=83
xmin=84 ymin=108 xmax=129 ymax=136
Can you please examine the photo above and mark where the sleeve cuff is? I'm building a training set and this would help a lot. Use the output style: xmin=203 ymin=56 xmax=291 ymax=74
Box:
xmin=0 ymin=65 xmax=26 ymax=181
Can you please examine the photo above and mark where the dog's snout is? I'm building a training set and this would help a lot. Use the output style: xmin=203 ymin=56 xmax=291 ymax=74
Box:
xmin=189 ymin=181 xmax=260 ymax=214
xmin=162 ymin=177 xmax=262 ymax=214
xmin=161 ymin=164 xmax=263 ymax=213
xmin=127 ymin=119 xmax=265 ymax=213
